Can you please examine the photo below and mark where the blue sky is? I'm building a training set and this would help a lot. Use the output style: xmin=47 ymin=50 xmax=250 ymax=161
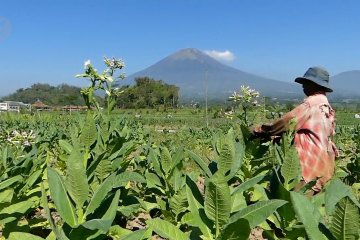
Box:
xmin=1 ymin=0 xmax=360 ymax=96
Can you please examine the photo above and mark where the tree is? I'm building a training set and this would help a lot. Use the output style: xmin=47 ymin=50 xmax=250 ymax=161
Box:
xmin=116 ymin=77 xmax=179 ymax=109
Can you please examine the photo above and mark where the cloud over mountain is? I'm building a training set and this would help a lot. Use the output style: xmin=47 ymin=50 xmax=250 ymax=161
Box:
xmin=204 ymin=50 xmax=235 ymax=62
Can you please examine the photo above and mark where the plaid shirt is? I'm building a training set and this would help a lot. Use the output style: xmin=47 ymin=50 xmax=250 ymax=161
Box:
xmin=260 ymin=93 xmax=337 ymax=190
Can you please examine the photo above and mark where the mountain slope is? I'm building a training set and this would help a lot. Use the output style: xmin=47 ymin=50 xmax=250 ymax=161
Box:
xmin=331 ymin=70 xmax=360 ymax=97
xmin=123 ymin=48 xmax=300 ymax=100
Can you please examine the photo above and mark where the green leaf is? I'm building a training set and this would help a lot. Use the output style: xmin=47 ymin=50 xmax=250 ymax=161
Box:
xmin=290 ymin=191 xmax=327 ymax=240
xmin=0 ymin=175 xmax=23 ymax=191
xmin=114 ymin=171 xmax=146 ymax=188
xmin=204 ymin=173 xmax=231 ymax=237
xmin=146 ymin=218 xmax=188 ymax=240
xmin=325 ymin=178 xmax=360 ymax=215
xmin=94 ymin=159 xmax=112 ymax=182
xmin=47 ymin=167 xmax=77 ymax=227
xmin=218 ymin=218 xmax=250 ymax=240
xmin=65 ymin=150 xmax=89 ymax=209
xmin=120 ymin=228 xmax=152 ymax=240
xmin=280 ymin=144 xmax=301 ymax=188
xmin=330 ymin=197 xmax=360 ymax=240
xmin=231 ymin=175 xmax=266 ymax=195
xmin=8 ymin=232 xmax=45 ymax=240
xmin=59 ymin=139 xmax=73 ymax=154
xmin=229 ymin=199 xmax=286 ymax=228
xmin=217 ymin=139 xmax=235 ymax=176
xmin=0 ymin=189 xmax=14 ymax=203
xmin=0 ymin=200 xmax=33 ymax=215
xmin=85 ymin=173 xmax=115 ymax=216
xmin=148 ymin=148 xmax=162 ymax=175
xmin=80 ymin=113 xmax=97 ymax=148
xmin=41 ymin=183 xmax=67 ymax=240
xmin=186 ymin=149 xmax=212 ymax=177
xmin=227 ymin=141 xmax=245 ymax=180
xmin=170 ymin=187 xmax=188 ymax=218
xmin=160 ymin=146 xmax=173 ymax=175
xmin=101 ymin=189 xmax=120 ymax=223
xmin=82 ymin=219 xmax=112 ymax=232
xmin=186 ymin=176 xmax=213 ymax=240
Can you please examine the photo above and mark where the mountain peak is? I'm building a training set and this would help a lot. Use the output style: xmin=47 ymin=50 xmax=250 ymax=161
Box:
xmin=168 ymin=48 xmax=209 ymax=61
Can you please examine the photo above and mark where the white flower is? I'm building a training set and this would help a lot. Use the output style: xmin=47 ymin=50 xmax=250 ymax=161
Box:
xmin=84 ymin=60 xmax=91 ymax=69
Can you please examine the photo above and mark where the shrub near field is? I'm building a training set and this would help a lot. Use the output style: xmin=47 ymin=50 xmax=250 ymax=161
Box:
xmin=0 ymin=58 xmax=359 ymax=239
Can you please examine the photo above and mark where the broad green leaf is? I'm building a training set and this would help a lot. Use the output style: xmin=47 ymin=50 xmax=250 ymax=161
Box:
xmin=227 ymin=141 xmax=244 ymax=180
xmin=47 ymin=167 xmax=77 ymax=227
xmin=231 ymin=174 xmax=266 ymax=195
xmin=228 ymin=199 xmax=286 ymax=228
xmin=108 ymin=225 xmax=132 ymax=239
xmin=85 ymin=173 xmax=115 ymax=216
xmin=0 ymin=189 xmax=14 ymax=203
xmin=0 ymin=200 xmax=33 ymax=215
xmin=66 ymin=150 xmax=89 ymax=209
xmin=169 ymin=167 xmax=185 ymax=192
xmin=8 ymin=232 xmax=45 ymax=240
xmin=145 ymin=172 xmax=163 ymax=189
xmin=170 ymin=187 xmax=188 ymax=218
xmin=230 ymin=191 xmax=247 ymax=213
xmin=217 ymin=139 xmax=235 ymax=176
xmin=147 ymin=218 xmax=188 ymax=240
xmin=186 ymin=149 xmax=212 ymax=177
xmin=160 ymin=146 xmax=173 ymax=175
xmin=205 ymin=173 xmax=231 ymax=237
xmin=114 ymin=171 xmax=146 ymax=188
xmin=83 ymin=190 xmax=120 ymax=234
xmin=21 ymin=169 xmax=42 ymax=192
xmin=330 ymin=197 xmax=360 ymax=240
xmin=41 ymin=183 xmax=67 ymax=240
xmin=0 ymin=175 xmax=23 ymax=191
xmin=325 ymin=178 xmax=360 ymax=215
xmin=186 ymin=176 xmax=213 ymax=240
xmin=218 ymin=218 xmax=250 ymax=240
xmin=59 ymin=139 xmax=73 ymax=154
xmin=120 ymin=228 xmax=152 ymax=240
xmin=82 ymin=219 xmax=112 ymax=232
xmin=80 ymin=113 xmax=97 ymax=148
xmin=148 ymin=147 xmax=162 ymax=175
xmin=280 ymin=144 xmax=301 ymax=188
xmin=290 ymin=191 xmax=327 ymax=240
xmin=94 ymin=159 xmax=112 ymax=182
xmin=101 ymin=189 xmax=120 ymax=223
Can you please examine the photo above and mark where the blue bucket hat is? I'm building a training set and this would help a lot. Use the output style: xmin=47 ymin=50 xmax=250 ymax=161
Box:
xmin=295 ymin=66 xmax=333 ymax=92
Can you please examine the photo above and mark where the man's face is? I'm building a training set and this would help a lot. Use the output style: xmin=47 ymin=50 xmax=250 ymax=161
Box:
xmin=302 ymin=81 xmax=319 ymax=96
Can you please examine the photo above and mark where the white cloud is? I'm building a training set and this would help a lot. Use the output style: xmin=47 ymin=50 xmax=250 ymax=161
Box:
xmin=204 ymin=50 xmax=235 ymax=62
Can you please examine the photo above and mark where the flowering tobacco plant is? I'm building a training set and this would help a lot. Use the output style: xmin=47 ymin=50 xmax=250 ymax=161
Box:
xmin=228 ymin=85 xmax=260 ymax=125
xmin=76 ymin=57 xmax=125 ymax=114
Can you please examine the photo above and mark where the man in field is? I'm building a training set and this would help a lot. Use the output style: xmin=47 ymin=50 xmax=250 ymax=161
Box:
xmin=252 ymin=66 xmax=338 ymax=193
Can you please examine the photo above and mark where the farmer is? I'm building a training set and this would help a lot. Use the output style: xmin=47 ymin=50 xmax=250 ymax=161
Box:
xmin=252 ymin=66 xmax=337 ymax=193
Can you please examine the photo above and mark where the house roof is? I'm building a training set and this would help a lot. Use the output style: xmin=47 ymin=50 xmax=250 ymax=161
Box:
xmin=32 ymin=100 xmax=49 ymax=108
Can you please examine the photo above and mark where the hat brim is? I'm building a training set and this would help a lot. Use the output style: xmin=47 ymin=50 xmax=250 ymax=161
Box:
xmin=295 ymin=77 xmax=333 ymax=92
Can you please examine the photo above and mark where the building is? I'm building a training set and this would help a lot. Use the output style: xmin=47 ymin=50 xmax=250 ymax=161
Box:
xmin=0 ymin=101 xmax=31 ymax=112
xmin=32 ymin=99 xmax=51 ymax=111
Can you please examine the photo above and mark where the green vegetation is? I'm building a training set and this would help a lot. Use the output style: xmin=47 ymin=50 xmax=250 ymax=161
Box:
xmin=0 ymin=57 xmax=359 ymax=239
xmin=0 ymin=83 xmax=85 ymax=106
xmin=117 ymin=76 xmax=179 ymax=109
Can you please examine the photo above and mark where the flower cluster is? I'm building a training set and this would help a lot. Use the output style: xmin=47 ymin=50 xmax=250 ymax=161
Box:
xmin=104 ymin=57 xmax=125 ymax=70
xmin=228 ymin=85 xmax=260 ymax=106
xmin=6 ymin=130 xmax=35 ymax=146
xmin=76 ymin=56 xmax=126 ymax=113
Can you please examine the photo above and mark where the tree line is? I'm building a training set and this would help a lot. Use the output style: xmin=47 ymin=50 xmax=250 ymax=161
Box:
xmin=1 ymin=77 xmax=180 ymax=109
xmin=116 ymin=77 xmax=179 ymax=108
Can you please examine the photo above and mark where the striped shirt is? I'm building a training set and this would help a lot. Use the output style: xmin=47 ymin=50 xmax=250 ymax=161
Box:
xmin=260 ymin=93 xmax=337 ymax=191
